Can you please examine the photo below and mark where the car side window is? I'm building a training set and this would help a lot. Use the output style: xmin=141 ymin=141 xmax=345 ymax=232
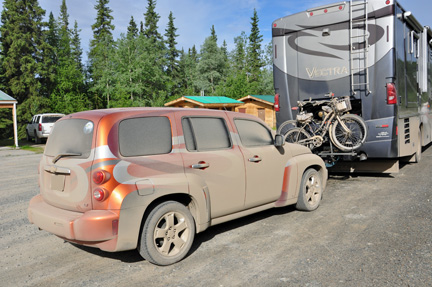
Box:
xmin=119 ymin=116 xmax=172 ymax=157
xmin=182 ymin=117 xmax=231 ymax=151
xmin=234 ymin=119 xmax=273 ymax=147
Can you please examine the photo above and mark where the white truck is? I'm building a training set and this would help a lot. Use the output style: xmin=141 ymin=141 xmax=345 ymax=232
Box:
xmin=26 ymin=113 xmax=64 ymax=143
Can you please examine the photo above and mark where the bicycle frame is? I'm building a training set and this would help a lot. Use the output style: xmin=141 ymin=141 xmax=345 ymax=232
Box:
xmin=295 ymin=101 xmax=352 ymax=147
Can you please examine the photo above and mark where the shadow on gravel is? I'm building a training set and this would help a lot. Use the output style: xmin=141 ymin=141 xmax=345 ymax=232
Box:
xmin=189 ymin=205 xmax=297 ymax=257
xmin=70 ymin=243 xmax=143 ymax=263
xmin=328 ymin=173 xmax=394 ymax=180
xmin=69 ymin=205 xmax=298 ymax=264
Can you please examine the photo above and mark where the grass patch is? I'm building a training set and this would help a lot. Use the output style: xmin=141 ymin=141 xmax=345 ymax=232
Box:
xmin=19 ymin=145 xmax=44 ymax=154
xmin=0 ymin=138 xmax=44 ymax=153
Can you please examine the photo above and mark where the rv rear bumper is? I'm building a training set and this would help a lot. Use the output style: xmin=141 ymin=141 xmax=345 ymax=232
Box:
xmin=28 ymin=194 xmax=119 ymax=244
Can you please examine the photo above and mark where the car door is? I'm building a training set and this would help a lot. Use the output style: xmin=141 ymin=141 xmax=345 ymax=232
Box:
xmin=29 ymin=116 xmax=38 ymax=137
xmin=178 ymin=112 xmax=246 ymax=219
xmin=233 ymin=118 xmax=290 ymax=209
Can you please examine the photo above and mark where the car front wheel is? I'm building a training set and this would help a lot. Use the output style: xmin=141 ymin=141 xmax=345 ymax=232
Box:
xmin=139 ymin=201 xmax=195 ymax=266
xmin=296 ymin=168 xmax=323 ymax=211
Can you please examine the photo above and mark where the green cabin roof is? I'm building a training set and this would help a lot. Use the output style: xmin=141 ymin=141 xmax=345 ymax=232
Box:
xmin=0 ymin=90 xmax=17 ymax=102
xmin=184 ymin=96 xmax=243 ymax=104
xmin=248 ymin=95 xmax=274 ymax=104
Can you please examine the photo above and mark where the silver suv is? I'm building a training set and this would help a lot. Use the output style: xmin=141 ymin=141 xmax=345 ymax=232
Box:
xmin=26 ymin=113 xmax=64 ymax=143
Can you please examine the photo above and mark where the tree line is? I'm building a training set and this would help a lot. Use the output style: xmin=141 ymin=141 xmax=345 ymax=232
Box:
xmin=0 ymin=0 xmax=273 ymax=139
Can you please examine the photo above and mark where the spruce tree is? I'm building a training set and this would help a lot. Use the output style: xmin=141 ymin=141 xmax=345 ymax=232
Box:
xmin=144 ymin=0 xmax=162 ymax=42
xmin=210 ymin=25 xmax=217 ymax=43
xmin=247 ymin=8 xmax=264 ymax=83
xmin=164 ymin=11 xmax=181 ymax=98
xmin=142 ymin=0 xmax=168 ymax=106
xmin=0 ymin=0 xmax=49 ymax=136
xmin=165 ymin=12 xmax=179 ymax=78
xmin=88 ymin=0 xmax=115 ymax=108
xmin=39 ymin=12 xmax=59 ymax=100
xmin=51 ymin=0 xmax=87 ymax=114
xmin=127 ymin=16 xmax=138 ymax=39
xmin=0 ymin=0 xmax=45 ymax=103
xmin=71 ymin=21 xmax=84 ymax=72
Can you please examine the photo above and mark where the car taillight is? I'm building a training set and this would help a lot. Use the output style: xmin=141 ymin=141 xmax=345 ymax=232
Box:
xmin=274 ymin=94 xmax=280 ymax=112
xmin=92 ymin=170 xmax=110 ymax=185
xmin=387 ymin=83 xmax=397 ymax=105
xmin=92 ymin=170 xmax=111 ymax=202
xmin=38 ymin=123 xmax=42 ymax=131
xmin=93 ymin=188 xmax=106 ymax=201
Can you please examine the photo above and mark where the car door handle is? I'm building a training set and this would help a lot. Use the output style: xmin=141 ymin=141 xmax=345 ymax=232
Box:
xmin=248 ymin=156 xmax=262 ymax=163
xmin=192 ymin=161 xmax=210 ymax=170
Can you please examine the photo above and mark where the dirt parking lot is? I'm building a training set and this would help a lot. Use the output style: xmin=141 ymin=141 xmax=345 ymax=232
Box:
xmin=0 ymin=146 xmax=431 ymax=287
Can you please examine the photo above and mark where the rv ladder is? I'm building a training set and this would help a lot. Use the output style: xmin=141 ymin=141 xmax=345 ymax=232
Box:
xmin=349 ymin=0 xmax=371 ymax=95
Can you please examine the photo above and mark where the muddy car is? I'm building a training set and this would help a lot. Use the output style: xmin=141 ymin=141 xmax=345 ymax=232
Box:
xmin=28 ymin=107 xmax=327 ymax=265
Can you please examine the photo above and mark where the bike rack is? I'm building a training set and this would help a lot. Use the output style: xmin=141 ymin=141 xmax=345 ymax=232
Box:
xmin=317 ymin=141 xmax=358 ymax=159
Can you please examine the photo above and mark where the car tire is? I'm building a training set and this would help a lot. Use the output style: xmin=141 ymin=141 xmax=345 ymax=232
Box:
xmin=26 ymin=130 xmax=32 ymax=142
xmin=139 ymin=201 xmax=195 ymax=266
xmin=296 ymin=168 xmax=323 ymax=211
xmin=35 ymin=131 xmax=41 ymax=144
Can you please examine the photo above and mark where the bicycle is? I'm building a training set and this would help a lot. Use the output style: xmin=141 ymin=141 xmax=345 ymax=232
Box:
xmin=277 ymin=93 xmax=367 ymax=152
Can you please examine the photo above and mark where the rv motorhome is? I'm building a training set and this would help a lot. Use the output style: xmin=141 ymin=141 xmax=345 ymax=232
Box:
xmin=273 ymin=0 xmax=432 ymax=172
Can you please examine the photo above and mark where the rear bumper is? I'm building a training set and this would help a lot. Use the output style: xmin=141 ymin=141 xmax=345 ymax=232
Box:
xmin=37 ymin=131 xmax=50 ymax=138
xmin=28 ymin=194 xmax=120 ymax=249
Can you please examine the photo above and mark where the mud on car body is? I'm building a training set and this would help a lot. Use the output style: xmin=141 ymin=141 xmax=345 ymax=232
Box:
xmin=28 ymin=107 xmax=327 ymax=265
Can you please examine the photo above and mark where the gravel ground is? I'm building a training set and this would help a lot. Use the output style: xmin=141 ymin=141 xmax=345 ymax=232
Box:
xmin=0 ymin=146 xmax=431 ymax=287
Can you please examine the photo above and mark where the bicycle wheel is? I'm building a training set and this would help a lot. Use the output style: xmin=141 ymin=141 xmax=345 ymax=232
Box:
xmin=277 ymin=120 xmax=297 ymax=136
xmin=330 ymin=114 xmax=367 ymax=151
xmin=284 ymin=128 xmax=311 ymax=147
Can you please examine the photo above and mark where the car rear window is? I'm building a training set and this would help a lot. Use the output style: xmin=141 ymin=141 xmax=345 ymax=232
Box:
xmin=41 ymin=116 xmax=63 ymax=123
xmin=182 ymin=117 xmax=231 ymax=151
xmin=119 ymin=117 xmax=172 ymax=157
xmin=45 ymin=119 xmax=94 ymax=159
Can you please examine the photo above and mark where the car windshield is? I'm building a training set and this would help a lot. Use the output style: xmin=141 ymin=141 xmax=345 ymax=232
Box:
xmin=41 ymin=116 xmax=63 ymax=123
xmin=45 ymin=119 xmax=94 ymax=159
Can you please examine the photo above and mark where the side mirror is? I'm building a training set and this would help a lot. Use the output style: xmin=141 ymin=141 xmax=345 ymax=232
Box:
xmin=274 ymin=134 xmax=285 ymax=147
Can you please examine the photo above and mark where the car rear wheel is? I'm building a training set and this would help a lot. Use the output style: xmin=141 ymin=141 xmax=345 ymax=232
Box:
xmin=139 ymin=201 xmax=195 ymax=266
xmin=26 ymin=130 xmax=31 ymax=142
xmin=35 ymin=131 xmax=41 ymax=144
xmin=296 ymin=168 xmax=323 ymax=211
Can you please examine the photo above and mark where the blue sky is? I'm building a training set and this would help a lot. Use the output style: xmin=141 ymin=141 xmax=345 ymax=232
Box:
xmin=1 ymin=0 xmax=431 ymax=62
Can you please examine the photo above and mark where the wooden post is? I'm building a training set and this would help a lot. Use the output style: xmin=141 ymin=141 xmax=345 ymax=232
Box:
xmin=13 ymin=102 xmax=18 ymax=148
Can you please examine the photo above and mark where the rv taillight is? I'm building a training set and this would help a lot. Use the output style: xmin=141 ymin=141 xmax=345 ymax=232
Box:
xmin=386 ymin=83 xmax=397 ymax=105
xmin=38 ymin=123 xmax=42 ymax=131
xmin=274 ymin=94 xmax=280 ymax=112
